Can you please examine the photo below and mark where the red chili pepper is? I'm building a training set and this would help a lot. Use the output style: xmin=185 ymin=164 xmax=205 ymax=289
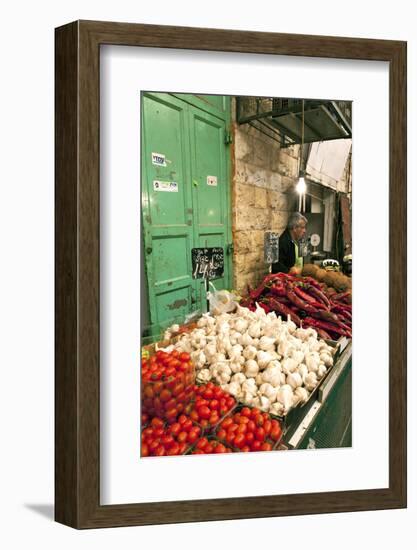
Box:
xmin=249 ymin=284 xmax=266 ymax=300
xmin=310 ymin=310 xmax=340 ymax=324
xmin=270 ymin=283 xmax=287 ymax=297
xmin=302 ymin=276 xmax=322 ymax=290
xmin=293 ymin=286 xmax=327 ymax=310
xmin=286 ymin=283 xmax=318 ymax=314
xmin=302 ymin=283 xmax=330 ymax=308
xmin=264 ymin=297 xmax=302 ymax=326
xmin=303 ymin=317 xmax=351 ymax=338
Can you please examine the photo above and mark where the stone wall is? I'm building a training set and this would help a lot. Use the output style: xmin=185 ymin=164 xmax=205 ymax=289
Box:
xmin=231 ymin=98 xmax=301 ymax=294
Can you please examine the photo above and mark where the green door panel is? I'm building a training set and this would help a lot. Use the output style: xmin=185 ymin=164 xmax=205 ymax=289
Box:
xmin=142 ymin=93 xmax=195 ymax=335
xmin=189 ymin=104 xmax=232 ymax=309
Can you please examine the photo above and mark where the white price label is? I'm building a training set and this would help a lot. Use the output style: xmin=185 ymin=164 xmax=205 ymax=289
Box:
xmin=152 ymin=152 xmax=166 ymax=166
xmin=153 ymin=180 xmax=178 ymax=192
xmin=207 ymin=175 xmax=218 ymax=186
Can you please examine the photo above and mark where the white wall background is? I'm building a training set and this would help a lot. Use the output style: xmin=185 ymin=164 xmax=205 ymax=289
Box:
xmin=0 ymin=1 xmax=414 ymax=548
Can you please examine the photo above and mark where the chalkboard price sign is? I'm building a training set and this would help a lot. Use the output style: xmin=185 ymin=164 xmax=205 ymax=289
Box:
xmin=264 ymin=232 xmax=279 ymax=264
xmin=191 ymin=247 xmax=224 ymax=280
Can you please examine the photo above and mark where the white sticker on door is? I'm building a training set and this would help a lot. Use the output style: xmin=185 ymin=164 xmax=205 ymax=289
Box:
xmin=153 ymin=180 xmax=178 ymax=192
xmin=152 ymin=152 xmax=167 ymax=167
xmin=207 ymin=175 xmax=218 ymax=186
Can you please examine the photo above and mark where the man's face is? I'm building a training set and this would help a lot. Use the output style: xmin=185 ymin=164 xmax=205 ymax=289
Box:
xmin=294 ymin=222 xmax=307 ymax=240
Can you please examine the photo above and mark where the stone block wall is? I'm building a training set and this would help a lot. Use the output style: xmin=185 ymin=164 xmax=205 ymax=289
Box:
xmin=231 ymin=98 xmax=301 ymax=294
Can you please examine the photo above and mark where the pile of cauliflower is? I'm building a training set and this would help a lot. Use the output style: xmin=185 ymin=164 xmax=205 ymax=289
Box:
xmin=164 ymin=304 xmax=335 ymax=416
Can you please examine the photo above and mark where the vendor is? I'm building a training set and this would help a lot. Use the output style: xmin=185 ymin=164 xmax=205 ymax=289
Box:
xmin=272 ymin=212 xmax=307 ymax=275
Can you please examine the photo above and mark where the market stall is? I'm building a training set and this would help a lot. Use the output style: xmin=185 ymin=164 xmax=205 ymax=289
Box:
xmin=140 ymin=267 xmax=352 ymax=457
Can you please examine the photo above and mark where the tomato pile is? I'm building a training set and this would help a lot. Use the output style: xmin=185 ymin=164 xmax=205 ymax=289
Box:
xmin=189 ymin=382 xmax=236 ymax=430
xmin=191 ymin=437 xmax=233 ymax=454
xmin=141 ymin=415 xmax=202 ymax=457
xmin=214 ymin=407 xmax=282 ymax=452
xmin=141 ymin=350 xmax=195 ymax=421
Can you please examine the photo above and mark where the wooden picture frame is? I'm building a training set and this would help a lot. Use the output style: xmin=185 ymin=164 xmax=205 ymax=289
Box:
xmin=55 ymin=20 xmax=407 ymax=528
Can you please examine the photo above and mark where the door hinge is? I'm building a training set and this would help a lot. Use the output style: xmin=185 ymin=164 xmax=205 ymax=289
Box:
xmin=224 ymin=130 xmax=233 ymax=145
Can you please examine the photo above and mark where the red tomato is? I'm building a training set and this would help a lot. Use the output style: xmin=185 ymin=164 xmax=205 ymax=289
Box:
xmin=234 ymin=434 xmax=245 ymax=449
xmin=251 ymin=440 xmax=262 ymax=452
xmin=172 ymin=383 xmax=184 ymax=396
xmin=205 ymin=444 xmax=214 ymax=454
xmin=177 ymin=431 xmax=188 ymax=444
xmin=240 ymin=407 xmax=251 ymax=418
xmin=217 ymin=429 xmax=227 ymax=440
xmin=190 ymin=410 xmax=199 ymax=422
xmin=178 ymin=442 xmax=188 ymax=455
xmin=159 ymin=389 xmax=172 ymax=402
xmin=143 ymin=427 xmax=154 ymax=438
xmin=178 ymin=414 xmax=188 ymax=425
xmin=203 ymin=388 xmax=214 ymax=399
xmin=221 ymin=417 xmax=233 ymax=430
xmin=226 ymin=397 xmax=235 ymax=409
xmin=161 ymin=435 xmax=175 ymax=448
xmin=153 ymin=427 xmax=164 ymax=438
xmin=241 ymin=445 xmax=251 ymax=452
xmin=165 ymin=398 xmax=177 ymax=411
xmin=270 ymin=426 xmax=282 ymax=442
xmin=149 ymin=439 xmax=160 ymax=453
xmin=141 ymin=443 xmax=149 ymax=457
xmin=263 ymin=420 xmax=272 ymax=436
xmin=193 ymin=449 xmax=204 ymax=454
xmin=169 ymin=422 xmax=181 ymax=436
xmin=255 ymin=415 xmax=264 ymax=427
xmin=165 ymin=408 xmax=178 ymax=422
xmin=209 ymin=399 xmax=219 ymax=410
xmin=179 ymin=352 xmax=190 ymax=362
xmin=255 ymin=427 xmax=266 ymax=441
xmin=247 ymin=420 xmax=256 ymax=432
xmin=226 ymin=432 xmax=235 ymax=445
xmin=208 ymin=413 xmax=219 ymax=425
xmin=213 ymin=386 xmax=223 ymax=398
xmin=154 ymin=445 xmax=165 ymax=456
xmin=237 ymin=423 xmax=247 ymax=434
xmin=187 ymin=430 xmax=199 ymax=444
xmin=182 ymin=419 xmax=193 ymax=431
xmin=245 ymin=432 xmax=255 ymax=445
xmin=197 ymin=405 xmax=211 ymax=420
xmin=260 ymin=442 xmax=273 ymax=451
xmin=214 ymin=443 xmax=227 ymax=454
xmin=151 ymin=416 xmax=165 ymax=428
xmin=167 ymin=443 xmax=180 ymax=456
xmin=196 ymin=437 xmax=209 ymax=450
xmin=200 ymin=419 xmax=209 ymax=428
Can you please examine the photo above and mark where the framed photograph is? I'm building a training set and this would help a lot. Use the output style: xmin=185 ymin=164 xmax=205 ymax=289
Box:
xmin=55 ymin=20 xmax=406 ymax=528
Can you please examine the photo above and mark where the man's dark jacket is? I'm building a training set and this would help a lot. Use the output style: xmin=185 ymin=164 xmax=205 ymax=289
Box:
xmin=271 ymin=228 xmax=295 ymax=274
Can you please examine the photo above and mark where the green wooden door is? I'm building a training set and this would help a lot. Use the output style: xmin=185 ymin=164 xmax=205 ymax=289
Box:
xmin=188 ymin=104 xmax=232 ymax=311
xmin=141 ymin=93 xmax=232 ymax=336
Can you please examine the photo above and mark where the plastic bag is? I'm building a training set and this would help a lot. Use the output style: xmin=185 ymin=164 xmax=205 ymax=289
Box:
xmin=207 ymin=283 xmax=240 ymax=315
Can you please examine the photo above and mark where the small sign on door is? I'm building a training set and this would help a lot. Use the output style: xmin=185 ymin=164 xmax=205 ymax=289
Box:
xmin=207 ymin=175 xmax=218 ymax=186
xmin=152 ymin=152 xmax=167 ymax=167
xmin=153 ymin=180 xmax=178 ymax=192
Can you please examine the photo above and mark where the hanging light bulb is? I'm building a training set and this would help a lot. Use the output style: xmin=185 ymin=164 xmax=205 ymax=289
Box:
xmin=296 ymin=174 xmax=306 ymax=194
xmin=295 ymin=99 xmax=307 ymax=212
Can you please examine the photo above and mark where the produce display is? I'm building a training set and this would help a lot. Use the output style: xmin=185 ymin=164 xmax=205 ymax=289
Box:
xmin=189 ymin=382 xmax=236 ymax=430
xmin=164 ymin=303 xmax=336 ymax=416
xmin=140 ymin=383 xmax=283 ymax=456
xmin=141 ymin=349 xmax=195 ymax=422
xmin=214 ymin=406 xmax=282 ymax=452
xmin=141 ymin=415 xmax=202 ymax=456
xmin=240 ymin=272 xmax=351 ymax=340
